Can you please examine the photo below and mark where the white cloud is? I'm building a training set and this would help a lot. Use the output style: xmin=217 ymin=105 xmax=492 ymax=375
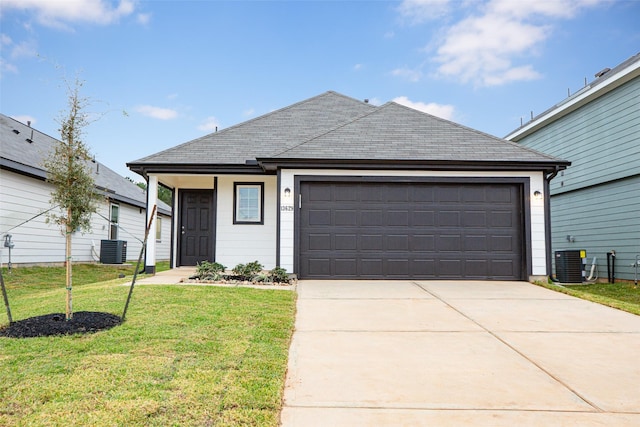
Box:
xmin=398 ymin=0 xmax=606 ymax=86
xmin=10 ymin=40 xmax=38 ymax=59
xmin=198 ymin=116 xmax=220 ymax=132
xmin=1 ymin=0 xmax=136 ymax=29
xmin=137 ymin=13 xmax=151 ymax=26
xmin=393 ymin=96 xmax=455 ymax=120
xmin=391 ymin=67 xmax=423 ymax=82
xmin=353 ymin=63 xmax=363 ymax=71
xmin=397 ymin=0 xmax=451 ymax=24
xmin=242 ymin=108 xmax=255 ymax=117
xmin=0 ymin=59 xmax=18 ymax=75
xmin=135 ymin=105 xmax=178 ymax=120
xmin=1 ymin=34 xmax=12 ymax=46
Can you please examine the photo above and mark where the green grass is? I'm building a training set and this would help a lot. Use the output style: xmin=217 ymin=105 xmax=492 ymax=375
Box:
xmin=0 ymin=263 xmax=296 ymax=426
xmin=536 ymin=281 xmax=640 ymax=316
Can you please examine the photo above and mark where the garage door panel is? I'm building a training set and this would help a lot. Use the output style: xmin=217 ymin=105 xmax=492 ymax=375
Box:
xmin=438 ymin=234 xmax=462 ymax=251
xmin=412 ymin=235 xmax=435 ymax=251
xmin=388 ymin=210 xmax=409 ymax=226
xmin=361 ymin=210 xmax=383 ymax=226
xmin=491 ymin=235 xmax=515 ymax=251
xmin=362 ymin=259 xmax=383 ymax=275
xmin=335 ymin=210 xmax=358 ymax=225
xmin=438 ymin=211 xmax=460 ymax=226
xmin=463 ymin=211 xmax=487 ymax=227
xmin=335 ymin=234 xmax=357 ymax=250
xmin=299 ymin=182 xmax=523 ymax=280
xmin=387 ymin=259 xmax=409 ymax=275
xmin=464 ymin=235 xmax=488 ymax=251
xmin=412 ymin=210 xmax=435 ymax=226
xmin=361 ymin=234 xmax=384 ymax=250
xmin=308 ymin=234 xmax=331 ymax=251
xmin=490 ymin=210 xmax=514 ymax=227
xmin=335 ymin=259 xmax=357 ymax=276
xmin=491 ymin=260 xmax=517 ymax=278
xmin=308 ymin=209 xmax=331 ymax=226
xmin=437 ymin=186 xmax=460 ymax=203
xmin=307 ymin=259 xmax=331 ymax=276
xmin=387 ymin=235 xmax=409 ymax=251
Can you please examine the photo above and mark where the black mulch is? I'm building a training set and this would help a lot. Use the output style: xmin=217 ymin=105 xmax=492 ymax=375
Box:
xmin=0 ymin=311 xmax=122 ymax=338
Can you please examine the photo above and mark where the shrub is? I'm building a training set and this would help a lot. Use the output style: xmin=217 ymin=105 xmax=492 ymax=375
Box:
xmin=195 ymin=261 xmax=226 ymax=281
xmin=269 ymin=267 xmax=289 ymax=284
xmin=232 ymin=261 xmax=263 ymax=281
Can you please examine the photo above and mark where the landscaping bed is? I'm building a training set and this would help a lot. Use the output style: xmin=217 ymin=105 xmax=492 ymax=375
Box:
xmin=0 ymin=311 xmax=122 ymax=338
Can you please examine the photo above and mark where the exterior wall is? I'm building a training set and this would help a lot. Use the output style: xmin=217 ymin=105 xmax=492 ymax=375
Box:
xmin=514 ymin=77 xmax=640 ymax=281
xmin=214 ymin=175 xmax=277 ymax=270
xmin=550 ymin=176 xmax=639 ymax=281
xmin=0 ymin=169 xmax=170 ymax=266
xmin=279 ymin=169 xmax=547 ymax=278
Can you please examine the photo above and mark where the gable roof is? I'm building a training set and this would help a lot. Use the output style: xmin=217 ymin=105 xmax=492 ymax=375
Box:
xmin=0 ymin=114 xmax=171 ymax=215
xmin=128 ymin=91 xmax=568 ymax=177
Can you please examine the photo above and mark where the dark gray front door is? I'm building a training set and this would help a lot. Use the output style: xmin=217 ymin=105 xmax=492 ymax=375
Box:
xmin=179 ymin=190 xmax=215 ymax=266
xmin=298 ymin=181 xmax=524 ymax=280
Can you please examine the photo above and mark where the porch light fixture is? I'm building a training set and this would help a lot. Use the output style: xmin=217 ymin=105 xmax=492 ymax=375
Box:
xmin=533 ymin=190 xmax=542 ymax=200
xmin=284 ymin=187 xmax=291 ymax=198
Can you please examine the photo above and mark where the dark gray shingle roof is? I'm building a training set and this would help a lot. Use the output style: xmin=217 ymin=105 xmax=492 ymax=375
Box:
xmin=128 ymin=91 xmax=567 ymax=173
xmin=271 ymin=102 xmax=560 ymax=162
xmin=131 ymin=91 xmax=376 ymax=165
xmin=0 ymin=114 xmax=171 ymax=215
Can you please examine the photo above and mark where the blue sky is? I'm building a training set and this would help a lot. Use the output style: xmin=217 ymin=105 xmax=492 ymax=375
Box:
xmin=1 ymin=0 xmax=639 ymax=179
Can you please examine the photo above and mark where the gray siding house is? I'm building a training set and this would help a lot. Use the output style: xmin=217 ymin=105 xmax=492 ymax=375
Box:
xmin=129 ymin=91 xmax=568 ymax=281
xmin=506 ymin=53 xmax=640 ymax=282
xmin=0 ymin=114 xmax=172 ymax=267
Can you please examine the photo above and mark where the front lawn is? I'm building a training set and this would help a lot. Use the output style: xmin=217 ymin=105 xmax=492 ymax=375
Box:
xmin=0 ymin=265 xmax=296 ymax=426
xmin=536 ymin=281 xmax=640 ymax=316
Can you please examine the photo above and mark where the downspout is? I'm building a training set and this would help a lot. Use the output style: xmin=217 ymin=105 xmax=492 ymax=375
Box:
xmin=544 ymin=166 xmax=561 ymax=280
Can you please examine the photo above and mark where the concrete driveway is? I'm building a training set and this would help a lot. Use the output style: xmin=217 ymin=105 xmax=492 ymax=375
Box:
xmin=280 ymin=281 xmax=640 ymax=426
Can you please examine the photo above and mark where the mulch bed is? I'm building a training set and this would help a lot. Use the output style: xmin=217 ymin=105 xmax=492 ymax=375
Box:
xmin=0 ymin=311 xmax=122 ymax=338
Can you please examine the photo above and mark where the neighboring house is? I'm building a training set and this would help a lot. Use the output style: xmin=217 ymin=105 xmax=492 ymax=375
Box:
xmin=128 ymin=91 xmax=568 ymax=281
xmin=0 ymin=114 xmax=172 ymax=267
xmin=505 ymin=53 xmax=640 ymax=282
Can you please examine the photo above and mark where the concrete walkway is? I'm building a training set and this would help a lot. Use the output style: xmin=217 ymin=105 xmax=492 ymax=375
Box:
xmin=281 ymin=280 xmax=640 ymax=426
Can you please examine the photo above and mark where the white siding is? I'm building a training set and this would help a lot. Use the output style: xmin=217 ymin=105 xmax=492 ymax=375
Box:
xmin=279 ymin=169 xmax=548 ymax=277
xmin=214 ymin=175 xmax=277 ymax=269
xmin=0 ymin=169 xmax=170 ymax=266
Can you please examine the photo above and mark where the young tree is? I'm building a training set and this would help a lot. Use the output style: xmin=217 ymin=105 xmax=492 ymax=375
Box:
xmin=43 ymin=79 xmax=101 ymax=321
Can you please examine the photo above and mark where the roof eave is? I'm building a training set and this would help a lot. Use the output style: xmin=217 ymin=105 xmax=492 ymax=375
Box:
xmin=126 ymin=162 xmax=268 ymax=178
xmin=257 ymin=158 xmax=570 ymax=173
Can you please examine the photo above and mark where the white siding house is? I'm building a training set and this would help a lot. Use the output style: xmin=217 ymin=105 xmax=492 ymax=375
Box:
xmin=0 ymin=114 xmax=172 ymax=267
xmin=129 ymin=92 xmax=568 ymax=281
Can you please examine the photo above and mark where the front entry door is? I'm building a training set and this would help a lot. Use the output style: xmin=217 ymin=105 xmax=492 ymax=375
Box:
xmin=179 ymin=190 xmax=215 ymax=266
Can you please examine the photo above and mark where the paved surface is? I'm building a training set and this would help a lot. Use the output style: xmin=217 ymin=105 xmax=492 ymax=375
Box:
xmin=281 ymin=280 xmax=640 ymax=426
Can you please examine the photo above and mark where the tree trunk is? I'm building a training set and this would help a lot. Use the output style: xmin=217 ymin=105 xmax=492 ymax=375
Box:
xmin=65 ymin=209 xmax=73 ymax=321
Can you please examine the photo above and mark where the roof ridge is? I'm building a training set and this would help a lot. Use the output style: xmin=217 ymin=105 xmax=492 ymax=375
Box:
xmin=268 ymin=99 xmax=380 ymax=157
xmin=130 ymin=91 xmax=368 ymax=163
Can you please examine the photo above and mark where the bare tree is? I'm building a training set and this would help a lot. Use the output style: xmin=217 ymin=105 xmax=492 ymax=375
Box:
xmin=43 ymin=78 xmax=101 ymax=321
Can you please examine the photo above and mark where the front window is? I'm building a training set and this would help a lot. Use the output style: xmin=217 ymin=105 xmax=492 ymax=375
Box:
xmin=156 ymin=217 xmax=162 ymax=241
xmin=234 ymin=182 xmax=264 ymax=224
xmin=109 ymin=203 xmax=119 ymax=239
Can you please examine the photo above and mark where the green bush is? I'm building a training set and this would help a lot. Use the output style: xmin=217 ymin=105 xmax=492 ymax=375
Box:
xmin=195 ymin=261 xmax=226 ymax=280
xmin=269 ymin=267 xmax=289 ymax=283
xmin=232 ymin=261 xmax=263 ymax=281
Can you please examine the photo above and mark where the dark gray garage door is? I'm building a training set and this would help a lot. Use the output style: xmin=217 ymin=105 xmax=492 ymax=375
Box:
xmin=298 ymin=181 xmax=524 ymax=280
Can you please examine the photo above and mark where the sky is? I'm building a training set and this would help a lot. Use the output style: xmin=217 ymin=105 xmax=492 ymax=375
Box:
xmin=1 ymin=0 xmax=639 ymax=180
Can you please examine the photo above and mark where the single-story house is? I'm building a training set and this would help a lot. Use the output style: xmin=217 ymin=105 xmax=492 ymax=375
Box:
xmin=505 ymin=53 xmax=639 ymax=282
xmin=128 ymin=91 xmax=569 ymax=281
xmin=0 ymin=114 xmax=172 ymax=267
